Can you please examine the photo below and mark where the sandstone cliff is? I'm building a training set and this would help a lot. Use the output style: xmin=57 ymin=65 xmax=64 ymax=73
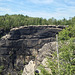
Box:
xmin=0 ymin=25 xmax=65 ymax=75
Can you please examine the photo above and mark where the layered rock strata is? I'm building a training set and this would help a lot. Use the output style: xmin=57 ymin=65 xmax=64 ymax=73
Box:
xmin=0 ymin=25 xmax=65 ymax=75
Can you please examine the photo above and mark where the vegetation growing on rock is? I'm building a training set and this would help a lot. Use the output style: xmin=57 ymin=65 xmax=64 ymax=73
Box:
xmin=39 ymin=25 xmax=75 ymax=75
xmin=0 ymin=14 xmax=75 ymax=38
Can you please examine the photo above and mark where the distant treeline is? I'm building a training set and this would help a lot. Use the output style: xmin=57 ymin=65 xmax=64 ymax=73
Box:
xmin=0 ymin=14 xmax=75 ymax=30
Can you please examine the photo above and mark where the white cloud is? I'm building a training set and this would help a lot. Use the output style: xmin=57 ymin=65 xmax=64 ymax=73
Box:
xmin=0 ymin=0 xmax=75 ymax=20
xmin=0 ymin=6 xmax=75 ymax=20
xmin=0 ymin=7 xmax=15 ymax=15
xmin=19 ymin=4 xmax=75 ymax=19
xmin=0 ymin=7 xmax=11 ymax=11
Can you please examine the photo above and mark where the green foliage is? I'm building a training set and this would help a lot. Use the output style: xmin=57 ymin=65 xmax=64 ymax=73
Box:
xmin=47 ymin=59 xmax=58 ymax=75
xmin=59 ymin=39 xmax=75 ymax=75
xmin=8 ymin=73 xmax=11 ymax=75
xmin=19 ymin=70 xmax=23 ymax=75
xmin=39 ymin=25 xmax=75 ymax=75
xmin=38 ymin=65 xmax=51 ymax=75
xmin=59 ymin=25 xmax=75 ymax=40
xmin=0 ymin=14 xmax=75 ymax=31
xmin=0 ymin=65 xmax=4 ymax=74
xmin=23 ymin=61 xmax=27 ymax=65
xmin=57 ymin=25 xmax=75 ymax=75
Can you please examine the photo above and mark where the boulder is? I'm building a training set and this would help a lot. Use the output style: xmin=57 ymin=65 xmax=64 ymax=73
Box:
xmin=22 ymin=60 xmax=35 ymax=75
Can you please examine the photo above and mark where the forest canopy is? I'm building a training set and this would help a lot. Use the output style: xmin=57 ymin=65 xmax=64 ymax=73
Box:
xmin=0 ymin=14 xmax=75 ymax=30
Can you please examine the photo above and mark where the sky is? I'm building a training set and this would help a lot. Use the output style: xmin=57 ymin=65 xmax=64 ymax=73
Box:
xmin=0 ymin=0 xmax=75 ymax=19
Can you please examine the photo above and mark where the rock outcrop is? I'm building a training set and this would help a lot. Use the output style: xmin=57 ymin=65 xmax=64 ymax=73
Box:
xmin=0 ymin=28 xmax=10 ymax=38
xmin=0 ymin=25 xmax=65 ymax=75
xmin=22 ymin=60 xmax=35 ymax=75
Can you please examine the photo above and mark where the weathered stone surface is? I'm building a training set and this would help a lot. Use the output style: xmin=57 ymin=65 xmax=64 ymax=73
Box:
xmin=32 ymin=41 xmax=56 ymax=74
xmin=22 ymin=60 xmax=35 ymax=75
xmin=35 ymin=58 xmax=52 ymax=75
xmin=0 ymin=25 xmax=65 ymax=75
xmin=0 ymin=28 xmax=10 ymax=38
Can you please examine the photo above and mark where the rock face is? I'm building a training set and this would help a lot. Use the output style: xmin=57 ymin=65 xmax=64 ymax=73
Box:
xmin=22 ymin=60 xmax=35 ymax=75
xmin=36 ymin=42 xmax=56 ymax=66
xmin=0 ymin=25 xmax=65 ymax=75
xmin=22 ymin=42 xmax=56 ymax=75
xmin=0 ymin=28 xmax=10 ymax=38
